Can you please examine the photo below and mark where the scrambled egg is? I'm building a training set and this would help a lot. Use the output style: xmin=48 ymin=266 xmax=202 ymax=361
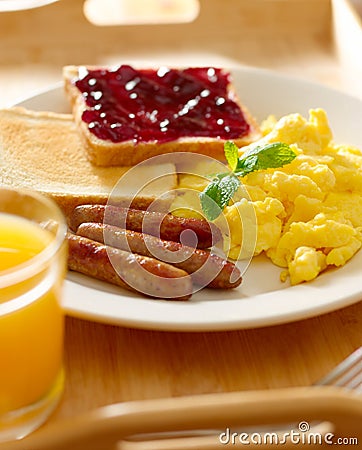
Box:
xmin=174 ymin=109 xmax=362 ymax=285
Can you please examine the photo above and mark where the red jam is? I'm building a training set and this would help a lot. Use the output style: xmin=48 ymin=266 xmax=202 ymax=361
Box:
xmin=74 ymin=65 xmax=250 ymax=144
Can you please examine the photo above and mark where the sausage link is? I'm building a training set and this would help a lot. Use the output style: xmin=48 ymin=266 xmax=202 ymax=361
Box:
xmin=76 ymin=223 xmax=242 ymax=289
xmin=69 ymin=204 xmax=221 ymax=249
xmin=66 ymin=233 xmax=192 ymax=301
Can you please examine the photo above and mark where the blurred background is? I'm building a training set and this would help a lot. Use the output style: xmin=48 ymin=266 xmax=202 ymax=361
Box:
xmin=0 ymin=0 xmax=361 ymax=106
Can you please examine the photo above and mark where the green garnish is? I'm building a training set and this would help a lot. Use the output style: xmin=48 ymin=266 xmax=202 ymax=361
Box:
xmin=200 ymin=141 xmax=296 ymax=220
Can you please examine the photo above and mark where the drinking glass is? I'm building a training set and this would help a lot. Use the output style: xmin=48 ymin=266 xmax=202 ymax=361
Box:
xmin=0 ymin=187 xmax=67 ymax=442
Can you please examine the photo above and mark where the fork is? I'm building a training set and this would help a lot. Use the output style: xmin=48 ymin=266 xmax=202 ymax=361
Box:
xmin=314 ymin=346 xmax=362 ymax=392
xmin=0 ymin=347 xmax=361 ymax=450
xmin=119 ymin=348 xmax=362 ymax=450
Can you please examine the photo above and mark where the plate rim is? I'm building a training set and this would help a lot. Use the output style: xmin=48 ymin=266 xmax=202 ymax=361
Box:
xmin=14 ymin=65 xmax=362 ymax=331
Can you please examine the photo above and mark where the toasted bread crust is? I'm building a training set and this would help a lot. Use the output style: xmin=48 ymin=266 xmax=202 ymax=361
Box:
xmin=63 ymin=65 xmax=261 ymax=167
xmin=0 ymin=106 xmax=177 ymax=221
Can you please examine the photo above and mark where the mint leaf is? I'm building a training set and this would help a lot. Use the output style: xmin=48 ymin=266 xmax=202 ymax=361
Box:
xmin=236 ymin=142 xmax=296 ymax=177
xmin=224 ymin=141 xmax=239 ymax=172
xmin=200 ymin=141 xmax=296 ymax=221
xmin=200 ymin=174 xmax=240 ymax=221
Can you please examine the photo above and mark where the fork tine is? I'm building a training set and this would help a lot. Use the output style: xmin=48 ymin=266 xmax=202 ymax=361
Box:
xmin=320 ymin=362 xmax=362 ymax=389
xmin=314 ymin=347 xmax=362 ymax=392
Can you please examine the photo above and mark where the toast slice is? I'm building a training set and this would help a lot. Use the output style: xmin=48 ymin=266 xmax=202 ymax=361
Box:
xmin=63 ymin=64 xmax=261 ymax=167
xmin=0 ymin=107 xmax=177 ymax=219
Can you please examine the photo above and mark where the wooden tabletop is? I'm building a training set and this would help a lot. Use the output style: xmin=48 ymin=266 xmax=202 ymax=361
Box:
xmin=1 ymin=0 xmax=361 ymax=435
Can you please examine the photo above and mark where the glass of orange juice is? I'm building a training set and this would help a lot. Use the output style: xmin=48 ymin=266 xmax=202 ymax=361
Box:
xmin=0 ymin=187 xmax=67 ymax=442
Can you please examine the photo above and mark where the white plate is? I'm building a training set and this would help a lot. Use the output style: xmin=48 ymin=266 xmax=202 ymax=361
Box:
xmin=0 ymin=0 xmax=59 ymax=12
xmin=16 ymin=66 xmax=362 ymax=331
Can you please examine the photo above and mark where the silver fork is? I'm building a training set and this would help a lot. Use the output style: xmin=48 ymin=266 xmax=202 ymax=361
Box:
xmin=314 ymin=346 xmax=362 ymax=392
xmin=119 ymin=348 xmax=362 ymax=449
xmin=1 ymin=348 xmax=361 ymax=450
xmin=117 ymin=347 xmax=362 ymax=450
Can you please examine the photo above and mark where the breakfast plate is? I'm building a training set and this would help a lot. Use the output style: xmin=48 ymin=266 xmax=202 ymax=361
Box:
xmin=17 ymin=65 xmax=362 ymax=331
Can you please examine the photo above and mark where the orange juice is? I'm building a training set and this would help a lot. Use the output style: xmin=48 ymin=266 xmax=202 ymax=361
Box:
xmin=0 ymin=213 xmax=64 ymax=424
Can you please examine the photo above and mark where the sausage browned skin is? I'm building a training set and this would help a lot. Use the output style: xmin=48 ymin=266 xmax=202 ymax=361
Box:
xmin=67 ymin=233 xmax=192 ymax=301
xmin=69 ymin=204 xmax=221 ymax=249
xmin=76 ymin=223 xmax=242 ymax=289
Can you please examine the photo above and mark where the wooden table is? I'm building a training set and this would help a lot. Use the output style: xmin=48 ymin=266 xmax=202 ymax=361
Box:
xmin=1 ymin=0 xmax=361 ymax=434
